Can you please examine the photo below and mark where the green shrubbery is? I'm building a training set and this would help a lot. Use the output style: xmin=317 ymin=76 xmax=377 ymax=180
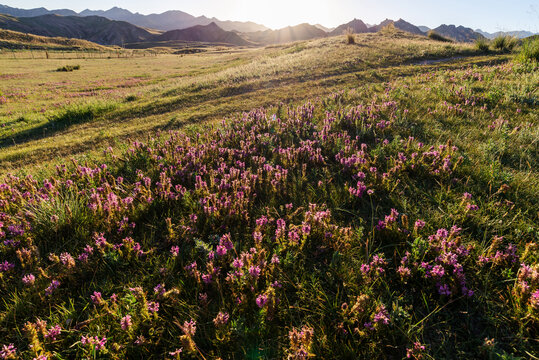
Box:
xmin=492 ymin=35 xmax=517 ymax=53
xmin=475 ymin=38 xmax=490 ymax=52
xmin=56 ymin=64 xmax=80 ymax=72
xmin=517 ymin=37 xmax=539 ymax=62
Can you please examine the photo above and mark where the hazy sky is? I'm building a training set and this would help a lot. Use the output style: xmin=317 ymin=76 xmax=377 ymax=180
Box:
xmin=2 ymin=0 xmax=538 ymax=32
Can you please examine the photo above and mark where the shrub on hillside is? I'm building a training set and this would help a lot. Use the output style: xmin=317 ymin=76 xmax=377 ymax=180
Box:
xmin=427 ymin=30 xmax=453 ymax=42
xmin=345 ymin=27 xmax=355 ymax=45
xmin=475 ymin=38 xmax=490 ymax=52
xmin=492 ymin=35 xmax=517 ymax=53
xmin=56 ymin=64 xmax=80 ymax=72
xmin=517 ymin=37 xmax=539 ymax=62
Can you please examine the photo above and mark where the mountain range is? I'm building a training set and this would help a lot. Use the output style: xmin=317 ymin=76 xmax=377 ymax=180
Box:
xmin=419 ymin=24 xmax=536 ymax=40
xmin=157 ymin=22 xmax=251 ymax=46
xmin=372 ymin=19 xmax=425 ymax=36
xmin=0 ymin=14 xmax=154 ymax=45
xmin=431 ymin=25 xmax=486 ymax=42
xmin=0 ymin=4 xmax=536 ymax=47
xmin=329 ymin=19 xmax=369 ymax=36
xmin=244 ymin=23 xmax=328 ymax=44
xmin=0 ymin=4 xmax=268 ymax=33
xmin=475 ymin=29 xmax=537 ymax=39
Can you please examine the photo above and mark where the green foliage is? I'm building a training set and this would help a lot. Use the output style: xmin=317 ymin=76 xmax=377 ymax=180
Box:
xmin=475 ymin=37 xmax=490 ymax=52
xmin=516 ymin=37 xmax=539 ymax=63
xmin=48 ymin=101 xmax=116 ymax=126
xmin=56 ymin=64 xmax=81 ymax=72
xmin=492 ymin=35 xmax=517 ymax=53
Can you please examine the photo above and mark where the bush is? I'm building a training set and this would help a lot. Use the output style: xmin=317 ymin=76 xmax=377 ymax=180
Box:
xmin=345 ymin=27 xmax=355 ymax=45
xmin=56 ymin=64 xmax=80 ymax=72
xmin=517 ymin=37 xmax=539 ymax=62
xmin=492 ymin=35 xmax=517 ymax=53
xmin=427 ymin=30 xmax=452 ymax=42
xmin=475 ymin=38 xmax=490 ymax=52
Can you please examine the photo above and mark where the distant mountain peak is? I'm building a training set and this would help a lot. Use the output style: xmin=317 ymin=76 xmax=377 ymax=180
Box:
xmin=329 ymin=18 xmax=369 ymax=36
xmin=433 ymin=24 xmax=484 ymax=42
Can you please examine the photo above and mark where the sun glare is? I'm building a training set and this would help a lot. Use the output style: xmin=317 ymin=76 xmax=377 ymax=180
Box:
xmin=230 ymin=0 xmax=337 ymax=29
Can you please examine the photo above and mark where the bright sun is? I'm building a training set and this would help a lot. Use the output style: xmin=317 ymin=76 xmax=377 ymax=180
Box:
xmin=226 ymin=0 xmax=339 ymax=29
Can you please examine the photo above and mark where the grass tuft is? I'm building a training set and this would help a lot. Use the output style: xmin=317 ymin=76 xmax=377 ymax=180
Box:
xmin=345 ymin=27 xmax=356 ymax=45
xmin=56 ymin=64 xmax=81 ymax=72
xmin=475 ymin=38 xmax=490 ymax=52
xmin=516 ymin=37 xmax=539 ymax=63
xmin=492 ymin=35 xmax=517 ymax=53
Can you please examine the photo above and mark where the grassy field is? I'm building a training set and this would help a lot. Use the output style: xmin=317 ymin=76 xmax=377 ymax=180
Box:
xmin=1 ymin=31 xmax=491 ymax=174
xmin=0 ymin=30 xmax=537 ymax=359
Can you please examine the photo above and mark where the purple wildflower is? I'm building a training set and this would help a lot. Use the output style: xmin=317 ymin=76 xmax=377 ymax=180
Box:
xmin=121 ymin=315 xmax=132 ymax=331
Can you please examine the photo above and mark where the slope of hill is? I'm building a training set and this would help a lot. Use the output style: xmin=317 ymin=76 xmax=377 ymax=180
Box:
xmin=0 ymin=28 xmax=108 ymax=50
xmin=329 ymin=18 xmax=369 ymax=36
xmin=245 ymin=23 xmax=327 ymax=44
xmin=433 ymin=24 xmax=484 ymax=42
xmin=0 ymin=14 xmax=155 ymax=45
xmin=157 ymin=22 xmax=251 ymax=46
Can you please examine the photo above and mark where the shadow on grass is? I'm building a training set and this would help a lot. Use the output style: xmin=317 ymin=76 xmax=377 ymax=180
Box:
xmin=0 ymin=102 xmax=116 ymax=149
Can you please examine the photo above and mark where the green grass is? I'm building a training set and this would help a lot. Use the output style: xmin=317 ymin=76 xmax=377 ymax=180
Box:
xmin=0 ymin=31 xmax=485 ymax=173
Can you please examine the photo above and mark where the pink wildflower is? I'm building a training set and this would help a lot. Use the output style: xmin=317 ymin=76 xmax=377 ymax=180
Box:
xmin=121 ymin=315 xmax=132 ymax=331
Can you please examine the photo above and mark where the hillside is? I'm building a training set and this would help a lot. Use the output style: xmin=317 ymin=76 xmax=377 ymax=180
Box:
xmin=433 ymin=24 xmax=485 ymax=42
xmin=0 ymin=13 xmax=155 ymax=45
xmin=0 ymin=32 xmax=537 ymax=359
xmin=157 ymin=22 xmax=251 ymax=46
xmin=329 ymin=18 xmax=369 ymax=36
xmin=0 ymin=28 xmax=109 ymax=50
xmin=245 ymin=23 xmax=327 ymax=44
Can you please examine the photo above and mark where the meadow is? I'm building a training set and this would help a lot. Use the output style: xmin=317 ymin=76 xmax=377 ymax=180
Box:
xmin=0 ymin=30 xmax=537 ymax=359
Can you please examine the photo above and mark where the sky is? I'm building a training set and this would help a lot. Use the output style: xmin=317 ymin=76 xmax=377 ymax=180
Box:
xmin=2 ymin=0 xmax=538 ymax=32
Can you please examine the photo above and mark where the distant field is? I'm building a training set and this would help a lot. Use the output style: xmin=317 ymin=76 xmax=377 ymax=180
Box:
xmin=1 ymin=31 xmax=490 ymax=173
xmin=0 ymin=30 xmax=537 ymax=359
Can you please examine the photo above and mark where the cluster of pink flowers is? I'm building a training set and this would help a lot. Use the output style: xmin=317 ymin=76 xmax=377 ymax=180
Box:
xmin=0 ymin=344 xmax=16 ymax=359
xmin=80 ymin=335 xmax=107 ymax=351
